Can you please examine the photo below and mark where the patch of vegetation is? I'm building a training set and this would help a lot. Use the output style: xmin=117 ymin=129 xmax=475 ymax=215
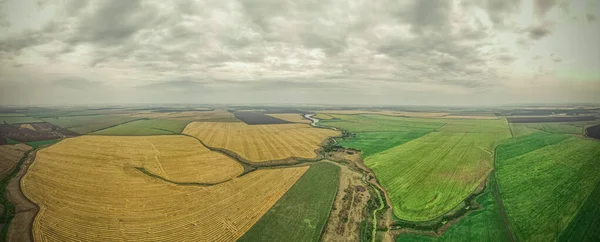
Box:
xmin=41 ymin=115 xmax=139 ymax=134
xmin=238 ymin=162 xmax=340 ymax=242
xmin=510 ymin=122 xmax=584 ymax=136
xmin=5 ymin=138 xmax=19 ymax=145
xmin=26 ymin=139 xmax=60 ymax=149
xmin=337 ymin=131 xmax=431 ymax=158
xmin=496 ymin=135 xmax=600 ymax=241
xmin=91 ymin=119 xmax=190 ymax=135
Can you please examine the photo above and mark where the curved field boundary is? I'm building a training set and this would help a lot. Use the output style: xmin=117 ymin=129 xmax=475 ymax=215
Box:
xmin=134 ymin=167 xmax=233 ymax=186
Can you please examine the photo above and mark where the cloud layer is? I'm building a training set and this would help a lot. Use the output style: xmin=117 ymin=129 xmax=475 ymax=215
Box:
xmin=1 ymin=0 xmax=599 ymax=105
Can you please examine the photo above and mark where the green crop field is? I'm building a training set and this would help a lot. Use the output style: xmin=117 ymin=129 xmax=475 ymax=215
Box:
xmin=396 ymin=176 xmax=511 ymax=242
xmin=91 ymin=119 xmax=190 ymax=135
xmin=0 ymin=113 xmax=26 ymax=117
xmin=338 ymin=131 xmax=431 ymax=157
xmin=0 ymin=116 xmax=42 ymax=124
xmin=509 ymin=122 xmax=583 ymax=137
xmin=559 ymin=181 xmax=600 ymax=241
xmin=496 ymin=134 xmax=600 ymax=241
xmin=26 ymin=139 xmax=61 ymax=149
xmin=319 ymin=114 xmax=511 ymax=221
xmin=365 ymin=132 xmax=504 ymax=221
xmin=41 ymin=115 xmax=139 ymax=134
xmin=238 ymin=162 xmax=340 ymax=242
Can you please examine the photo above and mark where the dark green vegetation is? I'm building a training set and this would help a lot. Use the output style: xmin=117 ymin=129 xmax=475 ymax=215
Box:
xmin=26 ymin=139 xmax=60 ymax=149
xmin=5 ymin=138 xmax=19 ymax=145
xmin=395 ymin=176 xmax=511 ymax=242
xmin=41 ymin=115 xmax=139 ymax=134
xmin=496 ymin=133 xmax=600 ymax=241
xmin=338 ymin=131 xmax=431 ymax=157
xmin=239 ymin=162 xmax=340 ymax=242
xmin=559 ymin=181 xmax=600 ymax=241
xmin=509 ymin=122 xmax=591 ymax=137
xmin=91 ymin=119 xmax=190 ymax=135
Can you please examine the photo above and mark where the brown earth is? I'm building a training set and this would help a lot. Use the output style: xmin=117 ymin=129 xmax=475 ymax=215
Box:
xmin=322 ymin=165 xmax=370 ymax=242
xmin=6 ymin=149 xmax=38 ymax=242
xmin=0 ymin=144 xmax=31 ymax=178
xmin=0 ymin=123 xmax=78 ymax=145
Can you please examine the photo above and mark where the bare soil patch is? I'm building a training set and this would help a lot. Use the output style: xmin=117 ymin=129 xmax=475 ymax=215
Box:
xmin=0 ymin=123 xmax=78 ymax=145
xmin=322 ymin=165 xmax=370 ymax=242
xmin=6 ymin=150 xmax=38 ymax=242
xmin=585 ymin=124 xmax=600 ymax=140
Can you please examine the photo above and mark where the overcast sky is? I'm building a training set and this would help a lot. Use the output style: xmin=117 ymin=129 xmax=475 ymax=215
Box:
xmin=0 ymin=0 xmax=599 ymax=106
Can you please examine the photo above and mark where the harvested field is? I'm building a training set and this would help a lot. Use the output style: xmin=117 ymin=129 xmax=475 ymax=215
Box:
xmin=22 ymin=135 xmax=307 ymax=241
xmin=496 ymin=134 xmax=600 ymax=241
xmin=183 ymin=122 xmax=340 ymax=162
xmin=585 ymin=124 xmax=600 ymax=139
xmin=0 ymin=123 xmax=78 ymax=145
xmin=239 ymin=162 xmax=340 ymax=242
xmin=123 ymin=109 xmax=236 ymax=122
xmin=41 ymin=115 xmax=139 ymax=134
xmin=0 ymin=144 xmax=31 ymax=178
xmin=266 ymin=113 xmax=311 ymax=124
xmin=91 ymin=119 xmax=190 ymax=135
xmin=234 ymin=111 xmax=292 ymax=125
xmin=507 ymin=116 xmax=597 ymax=123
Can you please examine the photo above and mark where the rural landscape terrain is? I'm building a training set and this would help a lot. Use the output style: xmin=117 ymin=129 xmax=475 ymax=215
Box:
xmin=0 ymin=104 xmax=598 ymax=242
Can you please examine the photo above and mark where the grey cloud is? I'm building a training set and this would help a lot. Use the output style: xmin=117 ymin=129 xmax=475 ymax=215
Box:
xmin=528 ymin=24 xmax=552 ymax=39
xmin=587 ymin=14 xmax=596 ymax=22
xmin=408 ymin=0 xmax=451 ymax=32
xmin=534 ymin=0 xmax=557 ymax=17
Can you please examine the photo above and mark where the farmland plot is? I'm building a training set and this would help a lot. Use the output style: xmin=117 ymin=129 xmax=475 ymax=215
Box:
xmin=22 ymin=136 xmax=307 ymax=241
xmin=239 ymin=162 xmax=340 ymax=242
xmin=496 ymin=135 xmax=600 ymax=241
xmin=183 ymin=122 xmax=339 ymax=162
xmin=365 ymin=132 xmax=502 ymax=221
xmin=41 ymin=115 xmax=139 ymax=134
xmin=233 ymin=111 xmax=292 ymax=125
xmin=91 ymin=119 xmax=190 ymax=135
xmin=266 ymin=113 xmax=311 ymax=124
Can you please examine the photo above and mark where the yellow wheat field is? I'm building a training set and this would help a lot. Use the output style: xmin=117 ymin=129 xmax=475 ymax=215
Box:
xmin=0 ymin=144 xmax=31 ymax=177
xmin=22 ymin=135 xmax=308 ymax=241
xmin=183 ymin=122 xmax=340 ymax=162
xmin=266 ymin=113 xmax=311 ymax=123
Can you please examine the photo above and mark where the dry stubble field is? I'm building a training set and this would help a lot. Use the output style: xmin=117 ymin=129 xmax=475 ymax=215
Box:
xmin=22 ymin=135 xmax=308 ymax=241
xmin=183 ymin=122 xmax=340 ymax=162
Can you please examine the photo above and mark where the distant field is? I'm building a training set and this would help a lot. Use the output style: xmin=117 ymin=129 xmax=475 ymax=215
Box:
xmin=124 ymin=109 xmax=237 ymax=122
xmin=239 ymin=162 xmax=340 ymax=242
xmin=91 ymin=119 xmax=190 ymax=135
xmin=41 ymin=115 xmax=139 ymax=134
xmin=0 ymin=116 xmax=42 ymax=124
xmin=234 ymin=111 xmax=292 ymax=125
xmin=184 ymin=122 xmax=339 ymax=162
xmin=496 ymin=134 xmax=600 ymax=241
xmin=319 ymin=114 xmax=444 ymax=133
xmin=366 ymin=132 xmax=500 ymax=221
xmin=507 ymin=116 xmax=597 ymax=123
xmin=26 ymin=139 xmax=60 ymax=149
xmin=338 ymin=131 xmax=431 ymax=157
xmin=0 ymin=123 xmax=78 ymax=144
xmin=23 ymin=135 xmax=305 ymax=241
xmin=0 ymin=113 xmax=26 ymax=117
xmin=396 ymin=176 xmax=511 ymax=242
xmin=266 ymin=113 xmax=311 ymax=123
xmin=510 ymin=122 xmax=586 ymax=137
